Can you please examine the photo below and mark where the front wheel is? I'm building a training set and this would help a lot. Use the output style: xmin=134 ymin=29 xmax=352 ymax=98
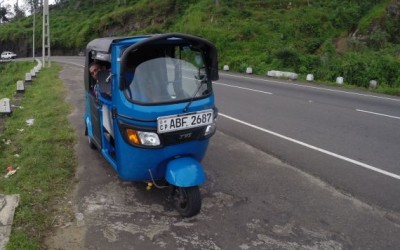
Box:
xmin=173 ymin=186 xmax=201 ymax=217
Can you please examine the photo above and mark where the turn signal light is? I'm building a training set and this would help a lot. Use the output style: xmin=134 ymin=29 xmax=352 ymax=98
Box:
xmin=204 ymin=122 xmax=216 ymax=137
xmin=126 ymin=128 xmax=140 ymax=145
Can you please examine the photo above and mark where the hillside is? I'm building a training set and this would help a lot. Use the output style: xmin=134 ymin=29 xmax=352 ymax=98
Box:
xmin=1 ymin=0 xmax=400 ymax=94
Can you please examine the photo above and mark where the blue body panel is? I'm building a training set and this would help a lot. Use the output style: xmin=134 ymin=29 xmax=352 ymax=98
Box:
xmin=115 ymin=130 xmax=210 ymax=181
xmin=85 ymin=36 xmax=215 ymax=183
xmin=84 ymin=95 xmax=92 ymax=137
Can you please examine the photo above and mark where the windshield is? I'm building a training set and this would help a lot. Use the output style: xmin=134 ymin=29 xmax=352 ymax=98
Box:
xmin=124 ymin=49 xmax=211 ymax=104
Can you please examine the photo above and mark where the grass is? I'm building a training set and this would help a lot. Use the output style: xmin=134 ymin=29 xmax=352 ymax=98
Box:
xmin=0 ymin=62 xmax=76 ymax=249
xmin=358 ymin=0 xmax=391 ymax=33
xmin=0 ymin=62 xmax=35 ymax=98
xmin=2 ymin=0 xmax=400 ymax=94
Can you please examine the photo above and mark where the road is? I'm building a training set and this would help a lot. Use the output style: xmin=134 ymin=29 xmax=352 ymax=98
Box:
xmin=44 ymin=57 xmax=400 ymax=249
xmin=215 ymin=72 xmax=400 ymax=213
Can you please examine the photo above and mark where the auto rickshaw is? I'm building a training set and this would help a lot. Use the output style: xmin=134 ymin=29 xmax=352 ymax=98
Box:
xmin=84 ymin=33 xmax=218 ymax=217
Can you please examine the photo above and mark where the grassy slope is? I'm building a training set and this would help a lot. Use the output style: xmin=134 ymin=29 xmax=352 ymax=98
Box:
xmin=0 ymin=63 xmax=76 ymax=249
xmin=1 ymin=0 xmax=400 ymax=93
xmin=0 ymin=62 xmax=35 ymax=98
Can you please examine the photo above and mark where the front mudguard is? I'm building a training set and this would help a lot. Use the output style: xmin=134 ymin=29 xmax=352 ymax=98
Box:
xmin=165 ymin=157 xmax=206 ymax=187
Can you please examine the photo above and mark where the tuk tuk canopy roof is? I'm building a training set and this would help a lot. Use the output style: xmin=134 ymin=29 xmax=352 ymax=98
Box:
xmin=86 ymin=35 xmax=151 ymax=54
xmin=86 ymin=33 xmax=219 ymax=81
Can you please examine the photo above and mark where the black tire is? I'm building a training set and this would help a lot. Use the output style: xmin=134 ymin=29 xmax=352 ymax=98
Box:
xmin=85 ymin=125 xmax=96 ymax=149
xmin=88 ymin=135 xmax=97 ymax=149
xmin=173 ymin=186 xmax=201 ymax=217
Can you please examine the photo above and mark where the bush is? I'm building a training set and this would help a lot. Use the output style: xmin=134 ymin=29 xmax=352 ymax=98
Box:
xmin=367 ymin=29 xmax=389 ymax=50
xmin=275 ymin=48 xmax=300 ymax=69
xmin=299 ymin=55 xmax=320 ymax=74
xmin=341 ymin=55 xmax=370 ymax=87
xmin=323 ymin=52 xmax=400 ymax=88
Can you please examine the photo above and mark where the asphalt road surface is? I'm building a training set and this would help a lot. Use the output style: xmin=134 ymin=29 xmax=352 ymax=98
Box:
xmin=215 ymin=72 xmax=400 ymax=213
xmin=44 ymin=57 xmax=400 ymax=249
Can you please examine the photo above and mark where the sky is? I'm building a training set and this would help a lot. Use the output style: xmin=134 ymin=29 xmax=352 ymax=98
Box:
xmin=2 ymin=0 xmax=56 ymax=6
xmin=1 ymin=0 xmax=56 ymax=16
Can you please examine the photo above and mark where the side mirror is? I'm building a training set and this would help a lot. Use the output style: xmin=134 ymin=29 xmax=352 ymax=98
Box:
xmin=195 ymin=67 xmax=206 ymax=82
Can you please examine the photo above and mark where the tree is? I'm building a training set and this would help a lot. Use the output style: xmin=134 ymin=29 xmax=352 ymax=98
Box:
xmin=0 ymin=7 xmax=8 ymax=23
xmin=13 ymin=0 xmax=25 ymax=20
xmin=24 ymin=0 xmax=41 ymax=14
xmin=54 ymin=0 xmax=69 ymax=4
xmin=0 ymin=2 xmax=10 ymax=23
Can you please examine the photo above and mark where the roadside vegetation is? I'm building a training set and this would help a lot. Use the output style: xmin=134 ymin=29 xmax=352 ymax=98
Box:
xmin=0 ymin=62 xmax=34 ymax=98
xmin=0 ymin=1 xmax=398 ymax=248
xmin=0 ymin=62 xmax=75 ymax=249
xmin=1 ymin=0 xmax=400 ymax=95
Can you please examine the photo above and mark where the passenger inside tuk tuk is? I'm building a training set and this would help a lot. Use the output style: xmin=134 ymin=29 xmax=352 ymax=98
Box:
xmin=89 ymin=62 xmax=103 ymax=81
xmin=89 ymin=61 xmax=114 ymax=139
xmin=89 ymin=61 xmax=108 ymax=97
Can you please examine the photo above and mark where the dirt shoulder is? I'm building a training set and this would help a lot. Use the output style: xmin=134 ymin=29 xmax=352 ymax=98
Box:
xmin=44 ymin=62 xmax=400 ymax=250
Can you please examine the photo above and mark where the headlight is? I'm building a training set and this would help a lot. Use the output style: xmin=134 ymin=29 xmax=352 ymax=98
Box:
xmin=126 ymin=129 xmax=160 ymax=146
xmin=137 ymin=131 xmax=160 ymax=146
xmin=204 ymin=122 xmax=217 ymax=137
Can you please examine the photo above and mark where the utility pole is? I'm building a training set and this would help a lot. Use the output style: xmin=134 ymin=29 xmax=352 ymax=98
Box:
xmin=0 ymin=0 xmax=3 ymax=24
xmin=42 ymin=0 xmax=50 ymax=67
xmin=33 ymin=3 xmax=35 ymax=61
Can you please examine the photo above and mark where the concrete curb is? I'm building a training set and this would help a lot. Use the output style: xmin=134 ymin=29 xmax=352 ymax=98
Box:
xmin=0 ymin=194 xmax=20 ymax=250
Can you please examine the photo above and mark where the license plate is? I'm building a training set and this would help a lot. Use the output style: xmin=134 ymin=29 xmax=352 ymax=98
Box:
xmin=157 ymin=109 xmax=214 ymax=134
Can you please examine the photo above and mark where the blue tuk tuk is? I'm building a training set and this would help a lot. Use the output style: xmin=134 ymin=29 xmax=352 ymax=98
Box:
xmin=84 ymin=33 xmax=218 ymax=217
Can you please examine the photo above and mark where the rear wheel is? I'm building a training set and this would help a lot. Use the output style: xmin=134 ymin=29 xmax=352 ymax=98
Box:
xmin=173 ymin=186 xmax=201 ymax=217
xmin=88 ymin=135 xmax=96 ymax=149
xmin=86 ymin=124 xmax=96 ymax=149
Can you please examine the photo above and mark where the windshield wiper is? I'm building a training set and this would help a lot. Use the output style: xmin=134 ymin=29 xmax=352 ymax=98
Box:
xmin=183 ymin=78 xmax=206 ymax=113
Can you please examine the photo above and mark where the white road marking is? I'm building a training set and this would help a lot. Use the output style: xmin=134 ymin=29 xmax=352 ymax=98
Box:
xmin=219 ymin=73 xmax=400 ymax=102
xmin=219 ymin=113 xmax=400 ymax=180
xmin=60 ymin=60 xmax=399 ymax=179
xmin=356 ymin=109 xmax=400 ymax=120
xmin=215 ymin=82 xmax=273 ymax=95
